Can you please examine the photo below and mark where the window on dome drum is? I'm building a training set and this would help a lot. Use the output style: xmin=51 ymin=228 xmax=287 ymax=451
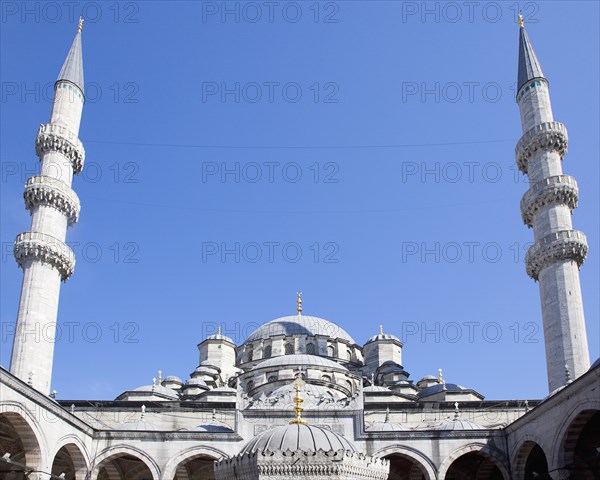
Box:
xmin=321 ymin=374 xmax=331 ymax=382
xmin=327 ymin=345 xmax=335 ymax=357
xmin=247 ymin=349 xmax=253 ymax=362
xmin=346 ymin=349 xmax=352 ymax=360
xmin=263 ymin=345 xmax=272 ymax=359
xmin=306 ymin=342 xmax=316 ymax=355
xmin=284 ymin=343 xmax=294 ymax=355
xmin=267 ymin=375 xmax=277 ymax=382
xmin=247 ymin=380 xmax=254 ymax=391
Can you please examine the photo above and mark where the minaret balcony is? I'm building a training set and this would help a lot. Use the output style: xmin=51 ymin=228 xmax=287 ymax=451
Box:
xmin=14 ymin=231 xmax=75 ymax=281
xmin=525 ymin=230 xmax=588 ymax=281
xmin=520 ymin=175 xmax=578 ymax=227
xmin=35 ymin=123 xmax=85 ymax=174
xmin=516 ymin=121 xmax=568 ymax=174
xmin=24 ymin=175 xmax=81 ymax=225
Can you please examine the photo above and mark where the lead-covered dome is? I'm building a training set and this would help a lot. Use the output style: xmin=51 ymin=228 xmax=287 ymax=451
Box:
xmin=245 ymin=315 xmax=355 ymax=344
xmin=241 ymin=423 xmax=357 ymax=454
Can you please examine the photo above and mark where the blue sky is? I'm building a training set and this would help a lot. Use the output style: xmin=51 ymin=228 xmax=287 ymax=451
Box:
xmin=0 ymin=1 xmax=598 ymax=401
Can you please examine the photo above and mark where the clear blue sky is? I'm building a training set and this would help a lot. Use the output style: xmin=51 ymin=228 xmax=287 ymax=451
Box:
xmin=1 ymin=1 xmax=598 ymax=401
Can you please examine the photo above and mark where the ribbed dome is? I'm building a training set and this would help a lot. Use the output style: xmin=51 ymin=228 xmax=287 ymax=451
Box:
xmin=205 ymin=333 xmax=235 ymax=343
xmin=241 ymin=424 xmax=356 ymax=454
xmin=255 ymin=354 xmax=348 ymax=371
xmin=366 ymin=332 xmax=401 ymax=344
xmin=245 ymin=316 xmax=355 ymax=344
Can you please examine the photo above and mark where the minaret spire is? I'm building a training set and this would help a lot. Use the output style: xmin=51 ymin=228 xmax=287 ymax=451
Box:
xmin=517 ymin=17 xmax=545 ymax=96
xmin=10 ymin=25 xmax=86 ymax=393
xmin=514 ymin=22 xmax=590 ymax=392
xmin=57 ymin=19 xmax=85 ymax=95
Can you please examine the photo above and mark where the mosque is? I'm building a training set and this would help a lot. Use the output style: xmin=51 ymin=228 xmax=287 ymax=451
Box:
xmin=0 ymin=14 xmax=599 ymax=480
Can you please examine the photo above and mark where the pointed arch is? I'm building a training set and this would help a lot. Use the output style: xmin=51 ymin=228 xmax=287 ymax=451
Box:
xmin=438 ymin=443 xmax=509 ymax=480
xmin=91 ymin=445 xmax=160 ymax=480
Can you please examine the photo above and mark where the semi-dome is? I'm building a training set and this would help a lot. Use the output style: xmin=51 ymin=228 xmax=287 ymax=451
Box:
xmin=241 ymin=423 xmax=357 ymax=454
xmin=131 ymin=385 xmax=179 ymax=399
xmin=254 ymin=354 xmax=348 ymax=371
xmin=245 ymin=315 xmax=356 ymax=344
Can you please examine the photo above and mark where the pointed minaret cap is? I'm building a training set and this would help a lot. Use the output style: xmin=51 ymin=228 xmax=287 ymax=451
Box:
xmin=56 ymin=17 xmax=84 ymax=94
xmin=517 ymin=14 xmax=545 ymax=94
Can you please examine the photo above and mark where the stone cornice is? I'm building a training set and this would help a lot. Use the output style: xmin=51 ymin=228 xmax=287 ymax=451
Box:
xmin=14 ymin=231 xmax=75 ymax=281
xmin=35 ymin=123 xmax=85 ymax=174
xmin=516 ymin=121 xmax=568 ymax=174
xmin=520 ymin=175 xmax=578 ymax=227
xmin=525 ymin=230 xmax=587 ymax=280
xmin=0 ymin=367 xmax=94 ymax=436
xmin=24 ymin=175 xmax=80 ymax=225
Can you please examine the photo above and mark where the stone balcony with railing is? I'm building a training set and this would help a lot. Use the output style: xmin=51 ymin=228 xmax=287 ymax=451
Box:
xmin=35 ymin=123 xmax=85 ymax=174
xmin=516 ymin=121 xmax=568 ymax=174
xmin=14 ymin=231 xmax=75 ymax=281
xmin=520 ymin=175 xmax=578 ymax=227
xmin=24 ymin=175 xmax=81 ymax=225
xmin=525 ymin=230 xmax=587 ymax=281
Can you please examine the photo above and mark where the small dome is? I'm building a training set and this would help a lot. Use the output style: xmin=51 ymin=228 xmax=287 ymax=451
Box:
xmin=241 ymin=423 xmax=356 ymax=454
xmin=186 ymin=378 xmax=208 ymax=387
xmin=163 ymin=375 xmax=183 ymax=384
xmin=131 ymin=385 xmax=179 ymax=399
xmin=416 ymin=383 xmax=468 ymax=398
xmin=205 ymin=333 xmax=235 ymax=343
xmin=364 ymin=385 xmax=391 ymax=393
xmin=120 ymin=420 xmax=160 ymax=431
xmin=254 ymin=354 xmax=348 ymax=371
xmin=366 ymin=421 xmax=408 ymax=432
xmin=245 ymin=316 xmax=356 ymax=344
xmin=435 ymin=418 xmax=482 ymax=430
xmin=366 ymin=332 xmax=401 ymax=344
xmin=420 ymin=375 xmax=437 ymax=381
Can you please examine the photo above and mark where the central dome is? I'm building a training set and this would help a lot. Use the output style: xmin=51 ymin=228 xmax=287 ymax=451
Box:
xmin=241 ymin=423 xmax=357 ymax=454
xmin=245 ymin=315 xmax=356 ymax=344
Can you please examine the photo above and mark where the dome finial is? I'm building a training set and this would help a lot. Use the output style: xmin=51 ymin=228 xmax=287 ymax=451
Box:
xmin=78 ymin=16 xmax=84 ymax=33
xmin=453 ymin=402 xmax=460 ymax=421
xmin=438 ymin=368 xmax=444 ymax=384
xmin=379 ymin=324 xmax=383 ymax=335
xmin=217 ymin=324 xmax=221 ymax=335
xmin=289 ymin=377 xmax=307 ymax=425
xmin=296 ymin=292 xmax=302 ymax=316
xmin=518 ymin=12 xmax=524 ymax=27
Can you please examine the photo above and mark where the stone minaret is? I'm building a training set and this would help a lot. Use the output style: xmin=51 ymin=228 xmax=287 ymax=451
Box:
xmin=515 ymin=17 xmax=589 ymax=392
xmin=10 ymin=21 xmax=86 ymax=394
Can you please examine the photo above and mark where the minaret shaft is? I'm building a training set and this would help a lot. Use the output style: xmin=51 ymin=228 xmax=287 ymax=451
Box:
xmin=10 ymin=29 xmax=85 ymax=394
xmin=516 ymin=25 xmax=589 ymax=393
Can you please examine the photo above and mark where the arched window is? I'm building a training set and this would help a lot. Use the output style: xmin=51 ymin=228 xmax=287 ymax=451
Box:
xmin=263 ymin=345 xmax=272 ymax=359
xmin=321 ymin=374 xmax=332 ymax=382
xmin=306 ymin=342 xmax=316 ymax=355
xmin=247 ymin=380 xmax=254 ymax=391
xmin=247 ymin=348 xmax=253 ymax=362
xmin=327 ymin=345 xmax=335 ymax=357
xmin=267 ymin=375 xmax=277 ymax=382
xmin=346 ymin=349 xmax=352 ymax=360
xmin=284 ymin=343 xmax=295 ymax=355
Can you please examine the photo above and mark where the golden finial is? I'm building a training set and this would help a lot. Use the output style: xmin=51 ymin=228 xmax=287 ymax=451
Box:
xmin=379 ymin=324 xmax=384 ymax=335
xmin=217 ymin=325 xmax=221 ymax=336
xmin=438 ymin=368 xmax=444 ymax=384
xmin=289 ymin=378 xmax=307 ymax=425
xmin=518 ymin=12 xmax=524 ymax=28
xmin=296 ymin=292 xmax=302 ymax=316
xmin=78 ymin=17 xmax=84 ymax=33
